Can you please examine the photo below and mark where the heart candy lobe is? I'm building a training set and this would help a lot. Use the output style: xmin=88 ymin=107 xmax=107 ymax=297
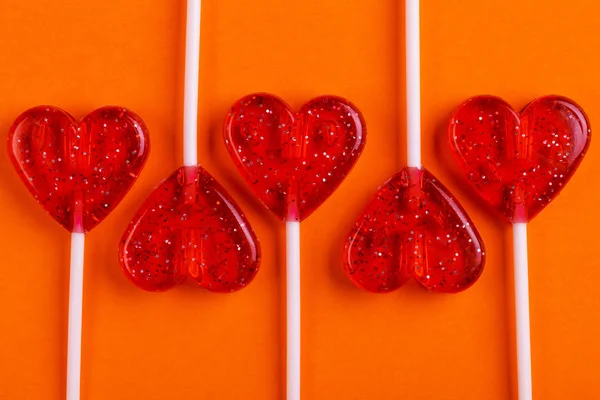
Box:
xmin=119 ymin=166 xmax=261 ymax=293
xmin=8 ymin=106 xmax=149 ymax=233
xmin=448 ymin=95 xmax=591 ymax=223
xmin=224 ymin=93 xmax=366 ymax=221
xmin=344 ymin=167 xmax=485 ymax=293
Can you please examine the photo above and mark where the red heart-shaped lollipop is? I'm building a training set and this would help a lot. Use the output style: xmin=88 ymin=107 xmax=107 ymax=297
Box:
xmin=223 ymin=94 xmax=366 ymax=221
xmin=343 ymin=167 xmax=485 ymax=293
xmin=8 ymin=106 xmax=149 ymax=233
xmin=119 ymin=166 xmax=261 ymax=292
xmin=449 ymin=95 xmax=591 ymax=223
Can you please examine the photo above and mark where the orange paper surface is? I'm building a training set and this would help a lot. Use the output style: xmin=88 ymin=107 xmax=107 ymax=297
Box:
xmin=0 ymin=1 xmax=598 ymax=399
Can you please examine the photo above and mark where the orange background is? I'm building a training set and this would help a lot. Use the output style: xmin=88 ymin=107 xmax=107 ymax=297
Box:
xmin=0 ymin=0 xmax=599 ymax=399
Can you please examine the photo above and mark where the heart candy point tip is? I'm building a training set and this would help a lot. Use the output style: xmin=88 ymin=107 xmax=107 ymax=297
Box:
xmin=344 ymin=167 xmax=485 ymax=294
xmin=8 ymin=106 xmax=150 ymax=233
xmin=223 ymin=93 xmax=366 ymax=222
xmin=119 ymin=165 xmax=261 ymax=293
xmin=448 ymin=95 xmax=591 ymax=224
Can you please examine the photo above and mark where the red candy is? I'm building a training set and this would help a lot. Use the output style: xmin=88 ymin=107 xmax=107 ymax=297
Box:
xmin=224 ymin=93 xmax=366 ymax=221
xmin=120 ymin=166 xmax=261 ymax=292
xmin=8 ymin=106 xmax=149 ymax=233
xmin=343 ymin=167 xmax=485 ymax=293
xmin=449 ymin=95 xmax=591 ymax=223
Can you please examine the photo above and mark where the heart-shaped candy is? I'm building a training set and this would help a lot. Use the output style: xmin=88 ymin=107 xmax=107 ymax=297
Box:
xmin=449 ymin=95 xmax=591 ymax=223
xmin=120 ymin=166 xmax=261 ymax=292
xmin=223 ymin=93 xmax=366 ymax=221
xmin=344 ymin=167 xmax=485 ymax=293
xmin=8 ymin=106 xmax=149 ymax=233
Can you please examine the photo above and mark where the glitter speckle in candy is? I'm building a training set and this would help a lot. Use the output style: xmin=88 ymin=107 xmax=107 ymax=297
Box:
xmin=8 ymin=106 xmax=149 ymax=233
xmin=344 ymin=167 xmax=485 ymax=293
xmin=224 ymin=93 xmax=366 ymax=222
xmin=120 ymin=166 xmax=260 ymax=293
xmin=449 ymin=95 xmax=591 ymax=223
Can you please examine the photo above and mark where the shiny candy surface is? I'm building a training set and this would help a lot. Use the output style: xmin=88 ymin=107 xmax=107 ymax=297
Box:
xmin=449 ymin=95 xmax=591 ymax=223
xmin=120 ymin=166 xmax=261 ymax=292
xmin=8 ymin=106 xmax=149 ymax=233
xmin=224 ymin=93 xmax=366 ymax=221
xmin=344 ymin=167 xmax=485 ymax=293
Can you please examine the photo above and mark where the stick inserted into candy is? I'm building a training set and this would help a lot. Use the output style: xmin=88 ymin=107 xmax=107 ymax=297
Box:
xmin=449 ymin=95 xmax=591 ymax=399
xmin=8 ymin=106 xmax=150 ymax=400
xmin=343 ymin=0 xmax=485 ymax=293
xmin=120 ymin=0 xmax=260 ymax=292
xmin=224 ymin=94 xmax=366 ymax=399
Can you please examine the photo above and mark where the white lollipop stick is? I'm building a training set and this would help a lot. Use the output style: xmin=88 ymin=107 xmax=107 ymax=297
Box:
xmin=513 ymin=222 xmax=532 ymax=399
xmin=66 ymin=232 xmax=85 ymax=400
xmin=286 ymin=221 xmax=301 ymax=400
xmin=405 ymin=0 xmax=421 ymax=168
xmin=183 ymin=0 xmax=201 ymax=166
